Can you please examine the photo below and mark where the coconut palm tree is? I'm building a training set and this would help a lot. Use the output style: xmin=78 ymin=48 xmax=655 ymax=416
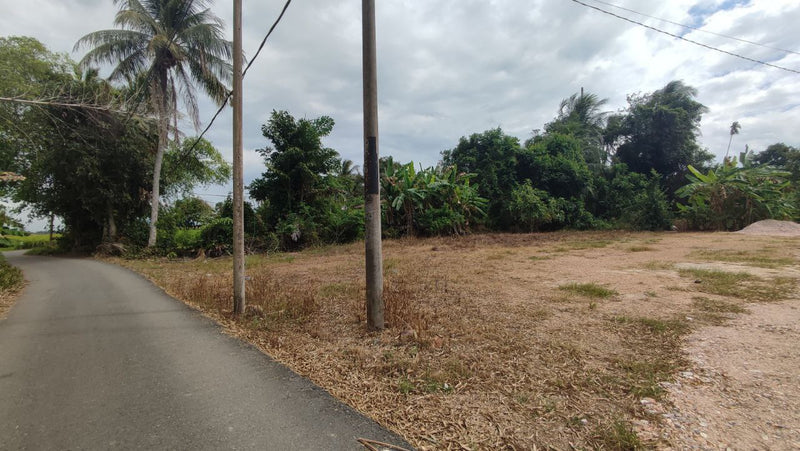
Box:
xmin=75 ymin=0 xmax=232 ymax=247
xmin=724 ymin=121 xmax=741 ymax=161
xmin=545 ymin=91 xmax=609 ymax=167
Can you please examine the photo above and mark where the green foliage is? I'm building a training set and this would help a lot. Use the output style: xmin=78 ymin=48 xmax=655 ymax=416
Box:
xmin=518 ymin=133 xmax=594 ymax=199
xmin=200 ymin=217 xmax=233 ymax=256
xmin=0 ymin=253 xmax=23 ymax=291
xmin=247 ymin=111 xmax=363 ymax=250
xmin=160 ymin=197 xmax=215 ymax=229
xmin=506 ymin=181 xmax=562 ymax=231
xmin=161 ymin=138 xmax=232 ymax=198
xmin=441 ymin=128 xmax=519 ymax=228
xmin=1 ymin=38 xmax=158 ymax=250
xmin=543 ymin=91 xmax=609 ymax=169
xmin=610 ymin=80 xmax=713 ymax=195
xmin=172 ymin=229 xmax=202 ymax=253
xmin=249 ymin=110 xmax=339 ymax=216
xmin=676 ymin=154 xmax=795 ymax=230
xmin=75 ymin=0 xmax=232 ymax=247
xmin=381 ymin=158 xmax=486 ymax=236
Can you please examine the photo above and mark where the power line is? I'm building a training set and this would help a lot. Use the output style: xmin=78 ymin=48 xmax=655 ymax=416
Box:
xmin=191 ymin=0 xmax=292 ymax=150
xmin=586 ymin=0 xmax=799 ymax=56
xmin=571 ymin=0 xmax=800 ymax=75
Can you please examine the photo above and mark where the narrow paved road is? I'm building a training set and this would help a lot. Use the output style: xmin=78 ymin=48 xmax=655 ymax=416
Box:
xmin=0 ymin=252 xmax=410 ymax=450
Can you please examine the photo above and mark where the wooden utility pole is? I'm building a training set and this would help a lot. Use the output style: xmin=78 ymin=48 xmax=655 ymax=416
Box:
xmin=232 ymin=0 xmax=245 ymax=315
xmin=362 ymin=0 xmax=384 ymax=330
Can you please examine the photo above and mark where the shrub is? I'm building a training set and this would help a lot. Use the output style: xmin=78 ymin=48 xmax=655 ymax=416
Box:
xmin=200 ymin=217 xmax=233 ymax=255
xmin=173 ymin=229 xmax=202 ymax=254
xmin=0 ymin=254 xmax=23 ymax=291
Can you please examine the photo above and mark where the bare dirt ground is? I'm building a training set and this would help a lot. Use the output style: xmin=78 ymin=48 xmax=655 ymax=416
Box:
xmin=114 ymin=228 xmax=799 ymax=449
xmin=652 ymin=302 xmax=800 ymax=450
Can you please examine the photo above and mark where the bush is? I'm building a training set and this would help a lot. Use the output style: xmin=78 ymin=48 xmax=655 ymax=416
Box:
xmin=507 ymin=181 xmax=561 ymax=231
xmin=623 ymin=171 xmax=673 ymax=231
xmin=0 ymin=254 xmax=23 ymax=291
xmin=173 ymin=228 xmax=202 ymax=254
xmin=416 ymin=207 xmax=465 ymax=236
xmin=200 ymin=217 xmax=233 ymax=256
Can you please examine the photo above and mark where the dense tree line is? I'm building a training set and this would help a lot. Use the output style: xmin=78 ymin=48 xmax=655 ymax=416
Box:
xmin=2 ymin=31 xmax=798 ymax=255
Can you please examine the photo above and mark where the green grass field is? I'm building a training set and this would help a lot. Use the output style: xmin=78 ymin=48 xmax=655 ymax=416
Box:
xmin=0 ymin=234 xmax=58 ymax=251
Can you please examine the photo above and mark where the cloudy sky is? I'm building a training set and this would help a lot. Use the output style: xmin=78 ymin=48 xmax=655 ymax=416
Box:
xmin=1 ymin=0 xmax=799 ymax=227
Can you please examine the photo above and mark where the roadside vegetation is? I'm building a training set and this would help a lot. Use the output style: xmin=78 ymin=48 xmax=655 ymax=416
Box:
xmin=2 ymin=34 xmax=799 ymax=256
xmin=0 ymin=253 xmax=24 ymax=318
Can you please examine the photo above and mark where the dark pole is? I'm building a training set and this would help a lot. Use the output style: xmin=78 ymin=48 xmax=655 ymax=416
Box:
xmin=232 ymin=0 xmax=246 ymax=315
xmin=362 ymin=0 xmax=384 ymax=330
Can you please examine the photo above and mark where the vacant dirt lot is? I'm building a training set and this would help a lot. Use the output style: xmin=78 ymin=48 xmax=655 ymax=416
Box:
xmin=119 ymin=230 xmax=800 ymax=449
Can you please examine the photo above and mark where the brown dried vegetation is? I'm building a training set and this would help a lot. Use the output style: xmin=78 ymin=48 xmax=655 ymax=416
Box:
xmin=116 ymin=231 xmax=799 ymax=449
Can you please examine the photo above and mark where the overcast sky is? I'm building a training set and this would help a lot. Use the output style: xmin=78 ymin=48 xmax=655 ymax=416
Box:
xmin=2 ymin=0 xmax=799 ymax=228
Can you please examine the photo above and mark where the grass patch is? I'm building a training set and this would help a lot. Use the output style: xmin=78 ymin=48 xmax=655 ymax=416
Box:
xmin=559 ymin=282 xmax=618 ymax=298
xmin=690 ymin=249 xmax=796 ymax=269
xmin=643 ymin=261 xmax=673 ymax=270
xmin=613 ymin=315 xmax=690 ymax=336
xmin=692 ymin=296 xmax=746 ymax=314
xmin=691 ymin=296 xmax=748 ymax=325
xmin=627 ymin=246 xmax=654 ymax=252
xmin=553 ymin=239 xmax=613 ymax=252
xmin=593 ymin=419 xmax=644 ymax=450
xmin=678 ymin=268 xmax=797 ymax=302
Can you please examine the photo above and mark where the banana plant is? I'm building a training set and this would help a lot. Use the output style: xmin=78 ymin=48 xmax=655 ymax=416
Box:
xmin=677 ymin=155 xmax=794 ymax=230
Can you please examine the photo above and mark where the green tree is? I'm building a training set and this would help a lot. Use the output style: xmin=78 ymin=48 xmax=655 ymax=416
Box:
xmin=248 ymin=110 xmax=363 ymax=249
xmin=610 ymin=81 xmax=713 ymax=194
xmin=161 ymin=137 xmax=231 ymax=198
xmin=753 ymin=143 xmax=799 ymax=171
xmin=724 ymin=121 xmax=741 ymax=161
xmin=75 ymin=0 xmax=232 ymax=247
xmin=0 ymin=37 xmax=72 ymax=178
xmin=441 ymin=128 xmax=519 ymax=228
xmin=543 ymin=91 xmax=609 ymax=169
xmin=249 ymin=110 xmax=339 ymax=220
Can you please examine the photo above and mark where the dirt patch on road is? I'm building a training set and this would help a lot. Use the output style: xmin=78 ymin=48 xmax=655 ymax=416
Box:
xmin=117 ymin=231 xmax=800 ymax=449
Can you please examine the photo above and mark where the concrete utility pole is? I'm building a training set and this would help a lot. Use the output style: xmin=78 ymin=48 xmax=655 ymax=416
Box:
xmin=362 ymin=0 xmax=384 ymax=330
xmin=232 ymin=0 xmax=245 ymax=315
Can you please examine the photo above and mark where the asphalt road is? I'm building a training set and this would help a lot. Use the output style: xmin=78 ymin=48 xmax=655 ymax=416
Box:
xmin=0 ymin=251 xmax=411 ymax=450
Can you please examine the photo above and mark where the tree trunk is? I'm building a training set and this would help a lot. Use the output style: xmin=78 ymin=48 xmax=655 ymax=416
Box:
xmin=108 ymin=204 xmax=117 ymax=242
xmin=147 ymin=86 xmax=169 ymax=248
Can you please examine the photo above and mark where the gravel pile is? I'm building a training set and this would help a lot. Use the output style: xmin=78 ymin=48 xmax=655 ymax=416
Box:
xmin=736 ymin=219 xmax=800 ymax=237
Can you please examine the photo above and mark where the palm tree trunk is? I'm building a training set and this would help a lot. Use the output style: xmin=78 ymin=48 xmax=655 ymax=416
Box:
xmin=724 ymin=134 xmax=734 ymax=161
xmin=147 ymin=88 xmax=169 ymax=248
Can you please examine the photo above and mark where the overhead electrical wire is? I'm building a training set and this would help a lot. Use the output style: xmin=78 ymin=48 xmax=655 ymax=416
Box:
xmin=570 ymin=0 xmax=800 ymax=75
xmin=586 ymin=0 xmax=799 ymax=56
xmin=189 ymin=0 xmax=292 ymax=154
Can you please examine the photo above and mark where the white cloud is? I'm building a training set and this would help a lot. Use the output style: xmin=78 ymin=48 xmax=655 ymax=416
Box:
xmin=1 ymin=0 xmax=798 ymax=195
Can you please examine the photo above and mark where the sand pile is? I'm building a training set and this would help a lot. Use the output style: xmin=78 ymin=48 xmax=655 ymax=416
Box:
xmin=736 ymin=219 xmax=800 ymax=236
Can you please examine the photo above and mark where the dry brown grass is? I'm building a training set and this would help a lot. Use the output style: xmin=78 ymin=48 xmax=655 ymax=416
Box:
xmin=115 ymin=231 xmax=800 ymax=449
